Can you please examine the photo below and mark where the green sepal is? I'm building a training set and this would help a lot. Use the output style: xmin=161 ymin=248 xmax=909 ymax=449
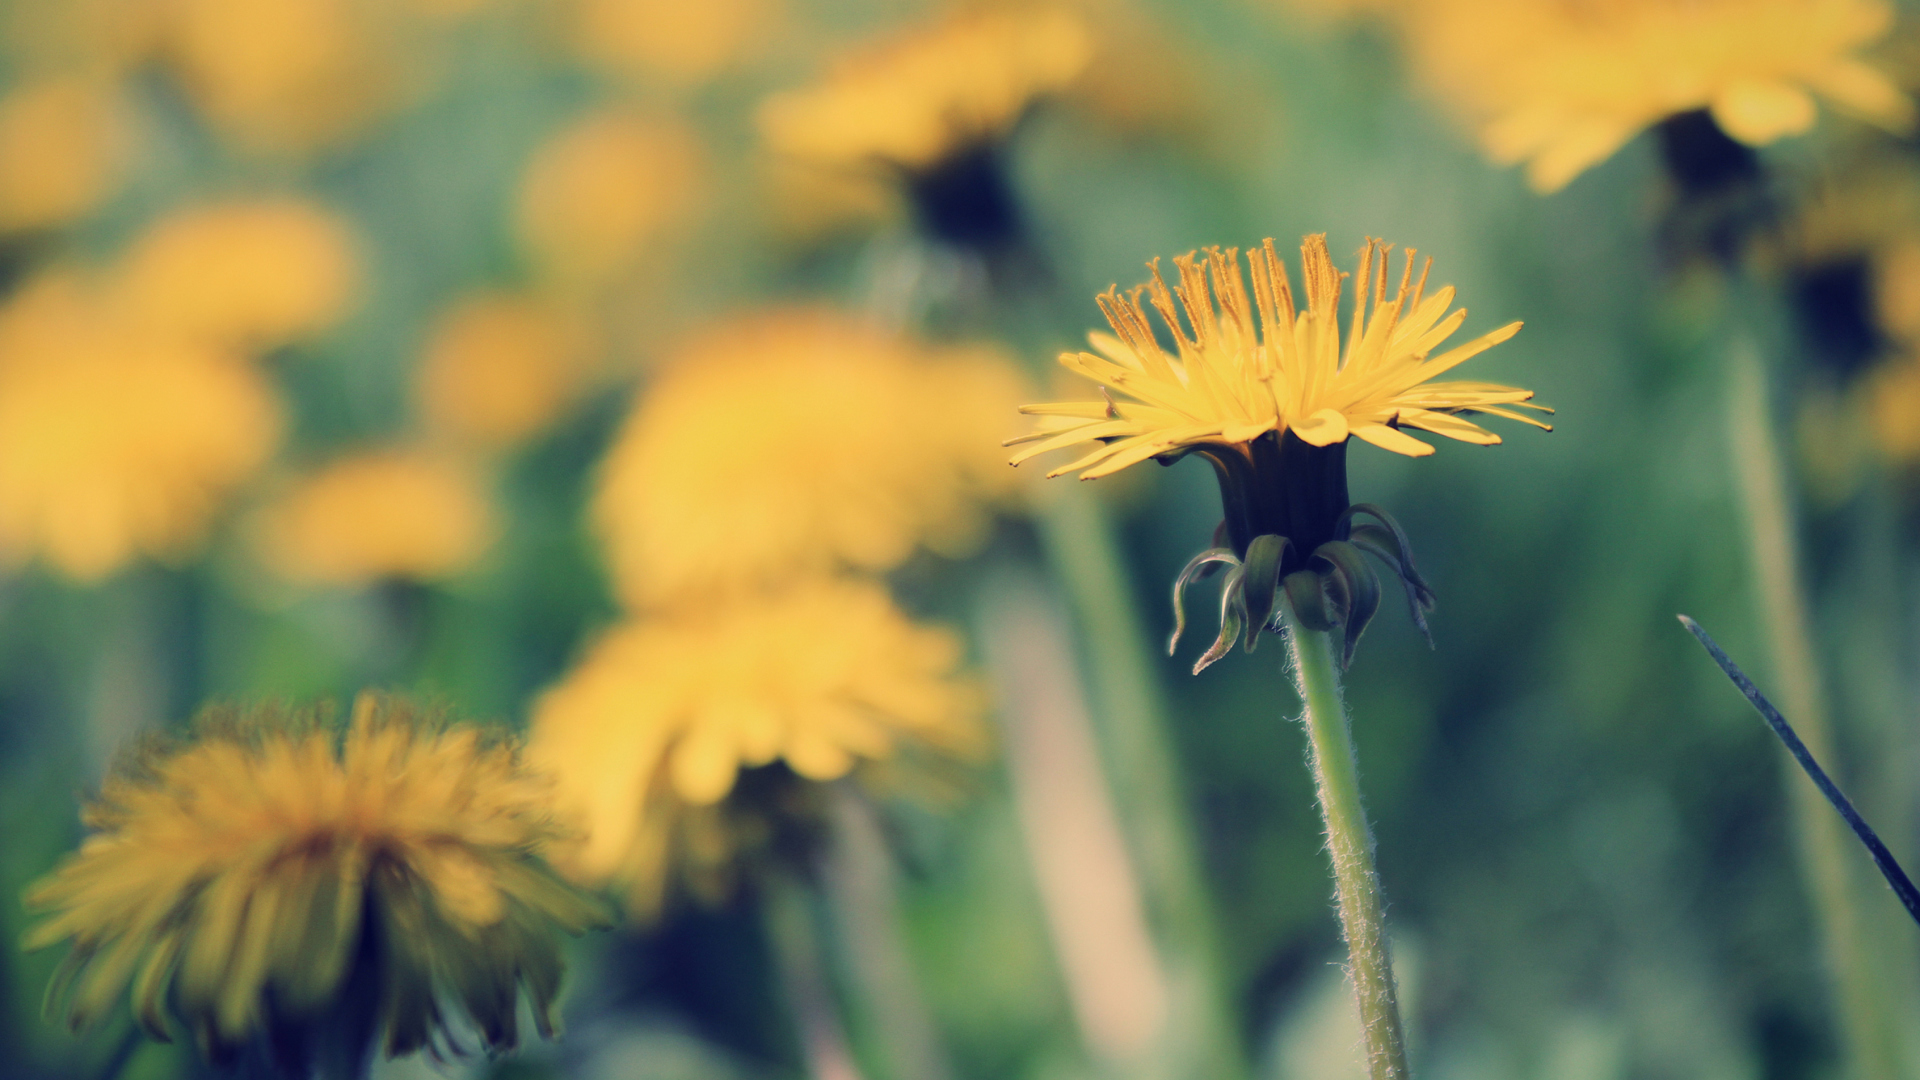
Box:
xmin=1283 ymin=569 xmax=1338 ymax=632
xmin=1169 ymin=547 xmax=1239 ymax=656
xmin=1239 ymin=534 xmax=1292 ymax=653
xmin=1193 ymin=563 xmax=1248 ymax=674
xmin=1341 ymin=506 xmax=1437 ymax=644
xmin=1313 ymin=540 xmax=1382 ymax=670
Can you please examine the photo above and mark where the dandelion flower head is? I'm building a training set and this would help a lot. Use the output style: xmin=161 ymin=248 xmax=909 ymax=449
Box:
xmin=1011 ymin=234 xmax=1544 ymax=480
xmin=0 ymin=76 xmax=128 ymax=234
xmin=417 ymin=293 xmax=592 ymax=450
xmin=0 ymin=275 xmax=281 ymax=581
xmin=516 ymin=110 xmax=705 ymax=289
xmin=110 ymin=199 xmax=361 ymax=349
xmin=529 ymin=580 xmax=986 ymax=909
xmin=26 ymin=693 xmax=607 ymax=1059
xmin=758 ymin=8 xmax=1092 ymax=172
xmin=594 ymin=308 xmax=1027 ymax=606
xmin=254 ymin=449 xmax=496 ymax=586
xmin=1400 ymin=0 xmax=1914 ymax=193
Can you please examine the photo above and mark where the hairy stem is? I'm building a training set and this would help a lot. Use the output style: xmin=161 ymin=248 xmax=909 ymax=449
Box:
xmin=765 ymin=873 xmax=868 ymax=1080
xmin=1284 ymin=602 xmax=1409 ymax=1080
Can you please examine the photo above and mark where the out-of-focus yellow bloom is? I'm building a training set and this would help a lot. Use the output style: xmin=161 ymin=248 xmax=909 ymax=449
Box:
xmin=161 ymin=0 xmax=400 ymax=153
xmin=529 ymin=580 xmax=985 ymax=910
xmin=0 ymin=76 xmax=128 ymax=233
xmin=0 ymin=276 xmax=281 ymax=581
xmin=516 ymin=111 xmax=704 ymax=289
xmin=758 ymin=8 xmax=1092 ymax=172
xmin=1011 ymin=235 xmax=1545 ymax=479
xmin=1400 ymin=0 xmax=1914 ymax=193
xmin=3 ymin=0 xmax=162 ymax=76
xmin=26 ymin=693 xmax=607 ymax=1059
xmin=570 ymin=0 xmax=781 ymax=85
xmin=593 ymin=308 xmax=1027 ymax=606
xmin=1869 ymin=355 xmax=1920 ymax=461
xmin=1874 ymin=238 xmax=1920 ymax=345
xmin=255 ymin=450 xmax=495 ymax=585
xmin=417 ymin=294 xmax=590 ymax=450
xmin=111 ymin=200 xmax=360 ymax=349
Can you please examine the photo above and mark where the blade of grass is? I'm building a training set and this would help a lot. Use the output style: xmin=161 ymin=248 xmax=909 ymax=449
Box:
xmin=1678 ymin=615 xmax=1920 ymax=927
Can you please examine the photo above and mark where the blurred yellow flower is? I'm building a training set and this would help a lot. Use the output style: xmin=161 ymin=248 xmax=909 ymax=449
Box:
xmin=529 ymin=580 xmax=985 ymax=909
xmin=0 ymin=76 xmax=128 ymax=233
xmin=1869 ymin=355 xmax=1920 ymax=461
xmin=416 ymin=293 xmax=591 ymax=450
xmin=1011 ymin=235 xmax=1545 ymax=479
xmin=255 ymin=449 xmax=495 ymax=585
xmin=570 ymin=0 xmax=781 ymax=85
xmin=26 ymin=692 xmax=607 ymax=1059
xmin=1400 ymin=0 xmax=1914 ymax=193
xmin=758 ymin=8 xmax=1091 ymax=172
xmin=593 ymin=308 xmax=1027 ymax=606
xmin=0 ymin=276 xmax=281 ymax=581
xmin=161 ymin=0 xmax=401 ymax=153
xmin=111 ymin=199 xmax=360 ymax=349
xmin=516 ymin=110 xmax=704 ymax=289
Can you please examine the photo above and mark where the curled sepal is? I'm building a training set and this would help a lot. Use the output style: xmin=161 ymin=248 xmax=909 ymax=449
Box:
xmin=1340 ymin=504 xmax=1438 ymax=644
xmin=1169 ymin=546 xmax=1239 ymax=656
xmin=1192 ymin=563 xmax=1248 ymax=675
xmin=1283 ymin=569 xmax=1338 ymax=632
xmin=1239 ymin=534 xmax=1292 ymax=653
xmin=1312 ymin=540 xmax=1382 ymax=670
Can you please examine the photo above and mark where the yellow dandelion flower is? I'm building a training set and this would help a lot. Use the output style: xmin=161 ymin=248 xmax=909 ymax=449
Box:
xmin=528 ymin=580 xmax=985 ymax=911
xmin=25 ymin=692 xmax=608 ymax=1061
xmin=0 ymin=275 xmax=281 ymax=581
xmin=110 ymin=199 xmax=361 ymax=349
xmin=161 ymin=0 xmax=402 ymax=153
xmin=254 ymin=449 xmax=496 ymax=586
xmin=758 ymin=8 xmax=1091 ymax=173
xmin=569 ymin=0 xmax=782 ymax=85
xmin=1011 ymin=236 xmax=1546 ymax=667
xmin=515 ymin=110 xmax=704 ymax=289
xmin=1400 ymin=0 xmax=1914 ymax=193
xmin=0 ymin=76 xmax=128 ymax=234
xmin=1868 ymin=354 xmax=1920 ymax=462
xmin=593 ymin=308 xmax=1027 ymax=606
xmin=416 ymin=293 xmax=592 ymax=451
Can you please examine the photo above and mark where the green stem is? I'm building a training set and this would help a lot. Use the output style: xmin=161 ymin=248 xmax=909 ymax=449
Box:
xmin=1725 ymin=341 xmax=1903 ymax=1080
xmin=764 ymin=873 xmax=868 ymax=1080
xmin=1032 ymin=484 xmax=1249 ymax=1080
xmin=1283 ymin=601 xmax=1409 ymax=1080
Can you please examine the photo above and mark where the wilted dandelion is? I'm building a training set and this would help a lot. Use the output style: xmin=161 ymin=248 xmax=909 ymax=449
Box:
xmin=254 ymin=449 xmax=496 ymax=586
xmin=0 ymin=275 xmax=281 ymax=581
xmin=0 ymin=75 xmax=127 ymax=234
xmin=516 ymin=110 xmax=704 ymax=290
xmin=416 ymin=293 xmax=592 ymax=451
xmin=1400 ymin=0 xmax=1913 ymax=192
xmin=25 ymin=693 xmax=607 ymax=1067
xmin=529 ymin=579 xmax=985 ymax=914
xmin=110 ymin=199 xmax=361 ymax=349
xmin=1011 ymin=233 xmax=1542 ymax=1080
xmin=594 ymin=308 xmax=1026 ymax=606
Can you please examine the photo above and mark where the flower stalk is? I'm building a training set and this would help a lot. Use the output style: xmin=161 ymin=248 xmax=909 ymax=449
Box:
xmin=1283 ymin=599 xmax=1409 ymax=1080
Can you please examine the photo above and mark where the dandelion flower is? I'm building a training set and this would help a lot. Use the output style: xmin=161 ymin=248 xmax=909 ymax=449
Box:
xmin=0 ymin=76 xmax=128 ymax=234
xmin=0 ymin=276 xmax=281 ymax=581
xmin=758 ymin=8 xmax=1091 ymax=173
xmin=529 ymin=580 xmax=985 ymax=911
xmin=1400 ymin=0 xmax=1914 ymax=193
xmin=594 ymin=308 xmax=1027 ymax=606
xmin=569 ymin=0 xmax=781 ymax=85
xmin=25 ymin=693 xmax=607 ymax=1062
xmin=416 ymin=293 xmax=591 ymax=450
xmin=110 ymin=199 xmax=361 ymax=349
xmin=1011 ymin=235 xmax=1546 ymax=666
xmin=516 ymin=110 xmax=704 ymax=289
xmin=254 ymin=449 xmax=496 ymax=586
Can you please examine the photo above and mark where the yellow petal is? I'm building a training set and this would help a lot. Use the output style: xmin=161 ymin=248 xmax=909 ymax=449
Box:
xmin=1711 ymin=80 xmax=1817 ymax=145
xmin=1809 ymin=58 xmax=1915 ymax=135
xmin=1291 ymin=407 xmax=1349 ymax=446
xmin=1350 ymin=423 xmax=1434 ymax=457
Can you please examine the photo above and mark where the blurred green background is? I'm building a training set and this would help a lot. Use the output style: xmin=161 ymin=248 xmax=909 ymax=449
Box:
xmin=5 ymin=1 xmax=1920 ymax=1078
